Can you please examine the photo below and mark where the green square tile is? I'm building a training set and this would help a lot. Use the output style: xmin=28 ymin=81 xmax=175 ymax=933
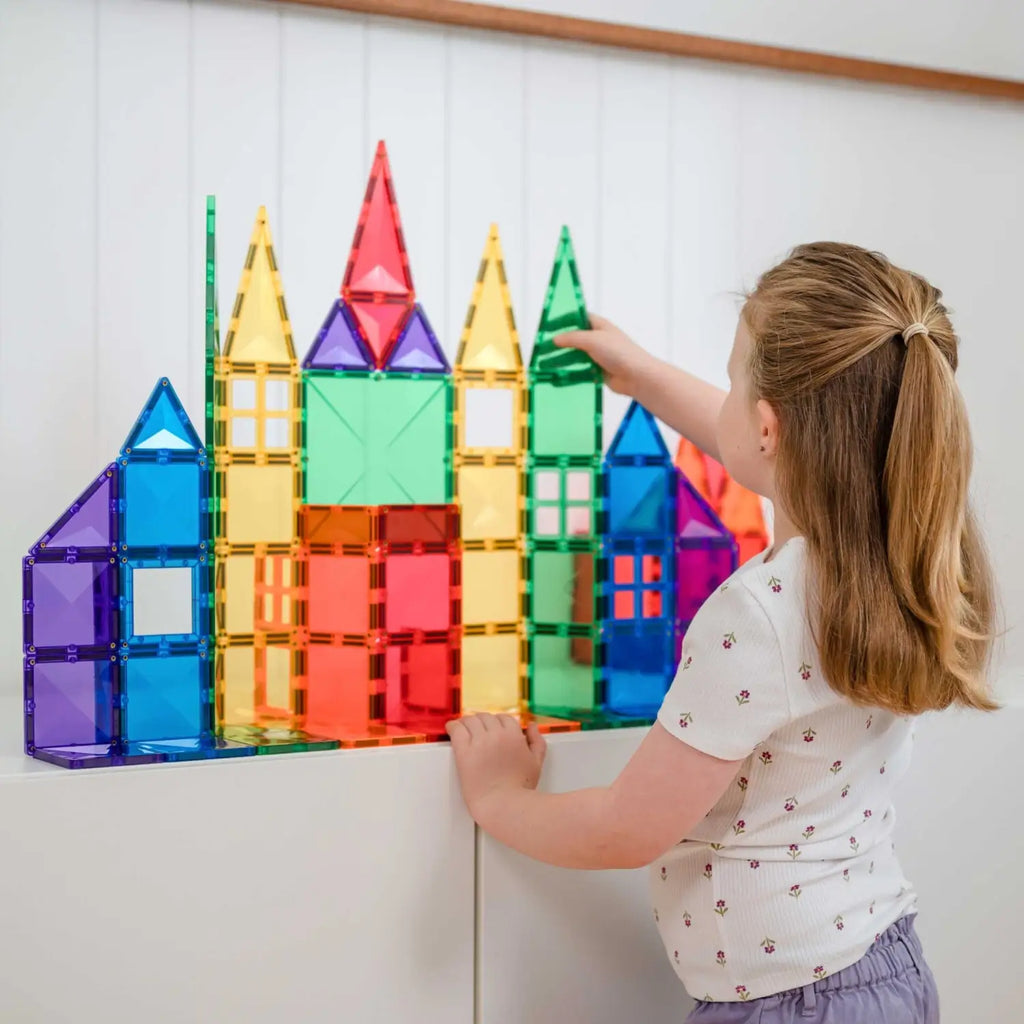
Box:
xmin=530 ymin=380 xmax=601 ymax=458
xmin=529 ymin=634 xmax=598 ymax=714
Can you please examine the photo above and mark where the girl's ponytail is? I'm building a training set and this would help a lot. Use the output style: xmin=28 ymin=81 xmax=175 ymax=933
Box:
xmin=745 ymin=243 xmax=998 ymax=715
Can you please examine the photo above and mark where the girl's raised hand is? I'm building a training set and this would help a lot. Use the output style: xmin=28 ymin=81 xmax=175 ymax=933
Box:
xmin=554 ymin=313 xmax=657 ymax=396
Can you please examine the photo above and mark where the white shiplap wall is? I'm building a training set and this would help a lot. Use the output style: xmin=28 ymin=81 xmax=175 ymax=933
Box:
xmin=1 ymin=0 xmax=1023 ymax=704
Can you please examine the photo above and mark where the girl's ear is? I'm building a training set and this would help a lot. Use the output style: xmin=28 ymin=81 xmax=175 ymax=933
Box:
xmin=756 ymin=399 xmax=780 ymax=457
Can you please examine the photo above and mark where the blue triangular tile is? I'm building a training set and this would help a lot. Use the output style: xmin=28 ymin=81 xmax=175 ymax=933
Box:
xmin=122 ymin=379 xmax=202 ymax=455
xmin=608 ymin=401 xmax=669 ymax=461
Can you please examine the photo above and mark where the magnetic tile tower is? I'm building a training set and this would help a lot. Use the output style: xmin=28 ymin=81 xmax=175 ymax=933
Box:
xmin=524 ymin=229 xmax=608 ymax=725
xmin=300 ymin=141 xmax=459 ymax=745
xmin=24 ymin=380 xmax=252 ymax=767
xmin=602 ymin=400 xmax=680 ymax=718
xmin=453 ymin=226 xmax=526 ymax=717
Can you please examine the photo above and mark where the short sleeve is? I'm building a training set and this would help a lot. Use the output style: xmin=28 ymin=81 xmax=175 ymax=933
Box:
xmin=658 ymin=579 xmax=792 ymax=761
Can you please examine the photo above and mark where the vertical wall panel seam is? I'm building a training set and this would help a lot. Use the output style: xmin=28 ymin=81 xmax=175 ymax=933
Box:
xmin=186 ymin=0 xmax=196 ymax=416
xmin=666 ymin=59 xmax=676 ymax=369
xmin=442 ymin=29 xmax=452 ymax=350
xmin=518 ymin=36 xmax=528 ymax=341
xmin=93 ymin=0 xmax=101 ymax=464
xmin=594 ymin=51 xmax=605 ymax=310
xmin=277 ymin=5 xmax=286 ymax=254
xmin=362 ymin=15 xmax=371 ymax=169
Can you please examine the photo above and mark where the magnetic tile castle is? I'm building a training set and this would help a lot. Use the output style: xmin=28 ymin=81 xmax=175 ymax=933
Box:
xmin=21 ymin=140 xmax=740 ymax=769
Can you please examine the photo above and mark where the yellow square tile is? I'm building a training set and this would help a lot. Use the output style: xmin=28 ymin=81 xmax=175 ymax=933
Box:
xmin=458 ymin=464 xmax=520 ymax=541
xmin=461 ymin=634 xmax=521 ymax=714
xmin=225 ymin=464 xmax=295 ymax=545
xmin=462 ymin=549 xmax=520 ymax=626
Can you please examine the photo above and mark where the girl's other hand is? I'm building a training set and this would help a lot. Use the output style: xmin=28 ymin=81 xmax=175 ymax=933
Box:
xmin=555 ymin=313 xmax=658 ymax=396
xmin=446 ymin=714 xmax=547 ymax=822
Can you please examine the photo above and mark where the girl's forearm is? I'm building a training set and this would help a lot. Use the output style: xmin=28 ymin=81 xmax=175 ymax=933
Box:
xmin=475 ymin=786 xmax=648 ymax=871
xmin=629 ymin=355 xmax=726 ymax=462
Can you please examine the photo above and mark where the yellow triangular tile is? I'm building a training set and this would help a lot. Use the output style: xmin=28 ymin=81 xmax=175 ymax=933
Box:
xmin=224 ymin=208 xmax=296 ymax=366
xmin=456 ymin=225 xmax=522 ymax=372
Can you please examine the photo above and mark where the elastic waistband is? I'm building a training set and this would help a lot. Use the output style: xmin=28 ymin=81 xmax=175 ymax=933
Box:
xmin=815 ymin=915 xmax=922 ymax=995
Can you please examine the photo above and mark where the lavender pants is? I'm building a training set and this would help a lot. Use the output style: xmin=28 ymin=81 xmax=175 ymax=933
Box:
xmin=686 ymin=916 xmax=939 ymax=1023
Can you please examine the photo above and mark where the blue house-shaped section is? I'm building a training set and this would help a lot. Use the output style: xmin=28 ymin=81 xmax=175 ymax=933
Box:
xmin=601 ymin=401 xmax=678 ymax=718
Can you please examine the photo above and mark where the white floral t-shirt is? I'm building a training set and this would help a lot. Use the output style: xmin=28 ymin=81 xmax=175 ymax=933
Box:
xmin=652 ymin=537 xmax=917 ymax=1003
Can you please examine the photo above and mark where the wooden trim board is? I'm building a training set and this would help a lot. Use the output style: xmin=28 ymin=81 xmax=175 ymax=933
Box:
xmin=274 ymin=0 xmax=1024 ymax=102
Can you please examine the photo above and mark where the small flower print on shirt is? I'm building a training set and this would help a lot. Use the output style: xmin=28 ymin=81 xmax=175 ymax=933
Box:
xmin=678 ymin=712 xmax=693 ymax=729
xmin=660 ymin=866 xmax=667 ymax=881
xmin=723 ymin=632 xmax=737 ymax=649
xmin=863 ymin=809 xmax=873 ymax=821
xmin=654 ymin=908 xmax=660 ymax=923
xmin=761 ymin=936 xmax=777 ymax=955
xmin=803 ymin=727 xmax=816 ymax=742
xmin=869 ymin=901 xmax=876 ymax=915
xmin=673 ymin=949 xmax=680 ymax=965
xmin=866 ymin=714 xmax=873 ymax=729
xmin=703 ymin=863 xmax=713 ymax=880
xmin=787 ymin=844 xmax=801 ymax=860
xmin=736 ymin=986 xmax=750 ymax=1001
xmin=738 ymin=776 xmax=749 ymax=792
xmin=802 ymin=825 xmax=816 ymax=839
xmin=749 ymin=859 xmax=760 ymax=869
xmin=841 ymin=784 xmax=850 ymax=799
xmin=683 ymin=911 xmax=692 ymax=928
xmin=830 ymin=760 xmax=843 ymax=775
xmin=733 ymin=820 xmax=746 ymax=836
xmin=760 ymin=750 xmax=774 ymax=766
xmin=834 ymin=915 xmax=845 ymax=931
xmin=735 ymin=689 xmax=751 ymax=706
xmin=842 ymin=868 xmax=850 ymax=883
xmin=813 ymin=966 xmax=827 ymax=981
xmin=784 ymin=796 xmax=798 ymax=812
xmin=716 ymin=950 xmax=727 ymax=967
xmin=799 ymin=661 xmax=812 ymax=680
xmin=880 ymin=761 xmax=887 ymax=775
xmin=850 ymin=836 xmax=860 ymax=852
xmin=789 ymin=884 xmax=802 ymax=899
xmin=768 ymin=575 xmax=782 ymax=593
xmin=714 ymin=900 xmax=729 ymax=917
xmin=681 ymin=656 xmax=693 ymax=671
xmin=709 ymin=843 xmax=724 ymax=851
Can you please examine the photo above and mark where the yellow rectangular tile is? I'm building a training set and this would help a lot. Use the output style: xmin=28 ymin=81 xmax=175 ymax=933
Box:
xmin=224 ymin=463 xmax=295 ymax=545
xmin=462 ymin=549 xmax=520 ymax=626
xmin=461 ymin=634 xmax=521 ymax=714
xmin=458 ymin=464 xmax=520 ymax=542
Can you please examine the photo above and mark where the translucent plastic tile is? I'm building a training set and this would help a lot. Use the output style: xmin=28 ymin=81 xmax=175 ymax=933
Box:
xmin=530 ymin=550 xmax=596 ymax=627
xmin=380 ymin=505 xmax=458 ymax=547
xmin=308 ymin=554 xmax=371 ymax=634
xmin=604 ymin=626 xmax=676 ymax=717
xmin=607 ymin=465 xmax=674 ymax=535
xmin=530 ymin=381 xmax=600 ymax=458
xmin=217 ymin=554 xmax=255 ymax=635
xmin=26 ymin=559 xmax=118 ymax=651
xmin=300 ymin=505 xmax=374 ymax=548
xmin=306 ymin=645 xmax=374 ymax=733
xmin=223 ymin=207 xmax=296 ymax=366
xmin=529 ymin=227 xmax=596 ymax=379
xmin=219 ymin=646 xmax=257 ymax=726
xmin=256 ymin=645 xmax=295 ymax=715
xmin=678 ymin=543 xmax=738 ymax=625
xmin=530 ymin=635 xmax=597 ymax=713
xmin=31 ymin=465 xmax=117 ymax=555
xmin=678 ymin=474 xmax=735 ymax=540
xmin=676 ymin=437 xmax=768 ymax=564
xmin=458 ymin=465 xmax=520 ymax=541
xmin=123 ymin=379 xmax=202 ymax=454
xmin=385 ymin=553 xmax=452 ymax=632
xmin=123 ymin=462 xmax=202 ymax=548
xmin=205 ymin=197 xmax=220 ymax=453
xmin=304 ymin=300 xmax=374 ymax=371
xmin=122 ymin=653 xmax=204 ymax=743
xmin=385 ymin=641 xmax=455 ymax=727
xmin=608 ymin=401 xmax=669 ymax=461
xmin=385 ymin=304 xmax=449 ymax=373
xmin=455 ymin=225 xmax=522 ymax=373
xmin=350 ymin=300 xmax=411 ymax=365
xmin=26 ymin=659 xmax=117 ymax=751
xmin=224 ymin=464 xmax=295 ymax=545
xmin=305 ymin=375 xmax=450 ymax=506
xmin=461 ymin=633 xmax=520 ymax=713
xmin=462 ymin=549 xmax=520 ymax=626
xmin=343 ymin=141 xmax=414 ymax=300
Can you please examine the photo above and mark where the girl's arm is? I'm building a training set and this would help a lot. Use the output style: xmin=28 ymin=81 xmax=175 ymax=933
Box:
xmin=556 ymin=314 xmax=726 ymax=462
xmin=446 ymin=715 xmax=742 ymax=870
